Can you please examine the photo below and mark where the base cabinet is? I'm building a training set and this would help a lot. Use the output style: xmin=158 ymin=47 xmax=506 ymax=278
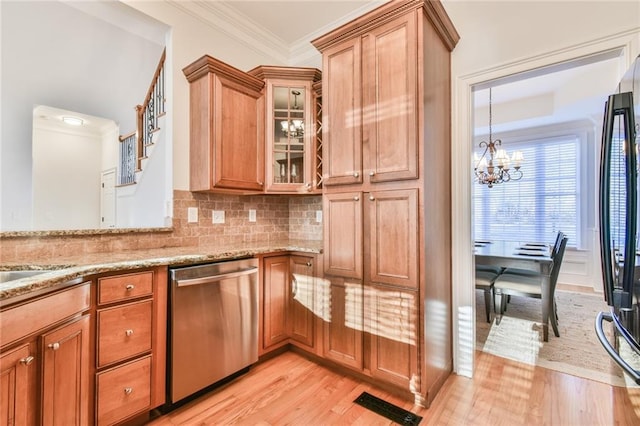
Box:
xmin=366 ymin=284 xmax=418 ymax=389
xmin=262 ymin=256 xmax=291 ymax=351
xmin=322 ymin=276 xmax=363 ymax=370
xmin=289 ymin=255 xmax=316 ymax=349
xmin=41 ymin=315 xmax=90 ymax=426
xmin=94 ymin=268 xmax=166 ymax=425
xmin=0 ymin=343 xmax=35 ymax=426
xmin=261 ymin=254 xmax=318 ymax=355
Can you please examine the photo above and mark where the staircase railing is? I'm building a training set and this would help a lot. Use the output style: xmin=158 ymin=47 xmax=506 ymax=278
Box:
xmin=119 ymin=131 xmax=137 ymax=185
xmin=118 ymin=48 xmax=166 ymax=185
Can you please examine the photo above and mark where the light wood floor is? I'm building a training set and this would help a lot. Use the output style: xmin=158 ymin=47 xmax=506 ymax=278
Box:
xmin=148 ymin=349 xmax=640 ymax=425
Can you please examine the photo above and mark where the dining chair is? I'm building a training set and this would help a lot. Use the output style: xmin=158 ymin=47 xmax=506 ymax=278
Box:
xmin=493 ymin=236 xmax=568 ymax=338
xmin=475 ymin=266 xmax=503 ymax=322
xmin=503 ymin=231 xmax=565 ymax=276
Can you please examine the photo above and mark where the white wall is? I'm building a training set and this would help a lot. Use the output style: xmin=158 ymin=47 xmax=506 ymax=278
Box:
xmin=442 ymin=0 xmax=640 ymax=376
xmin=32 ymin=124 xmax=102 ymax=230
xmin=0 ymin=1 xmax=166 ymax=230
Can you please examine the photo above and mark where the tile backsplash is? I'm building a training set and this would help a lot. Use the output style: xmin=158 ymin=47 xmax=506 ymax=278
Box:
xmin=0 ymin=190 xmax=322 ymax=263
xmin=173 ymin=190 xmax=322 ymax=246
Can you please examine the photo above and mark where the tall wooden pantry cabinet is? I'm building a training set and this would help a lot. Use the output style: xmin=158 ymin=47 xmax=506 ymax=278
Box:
xmin=312 ymin=0 xmax=459 ymax=406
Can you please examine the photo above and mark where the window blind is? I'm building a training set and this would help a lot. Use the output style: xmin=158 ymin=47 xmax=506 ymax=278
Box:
xmin=473 ymin=136 xmax=580 ymax=247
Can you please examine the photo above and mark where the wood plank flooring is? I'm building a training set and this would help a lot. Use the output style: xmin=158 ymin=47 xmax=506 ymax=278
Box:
xmin=148 ymin=349 xmax=640 ymax=425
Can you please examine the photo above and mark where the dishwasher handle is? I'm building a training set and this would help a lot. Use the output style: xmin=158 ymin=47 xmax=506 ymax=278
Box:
xmin=175 ymin=267 xmax=258 ymax=287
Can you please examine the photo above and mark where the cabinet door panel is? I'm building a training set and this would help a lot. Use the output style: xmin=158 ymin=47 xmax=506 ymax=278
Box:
xmin=41 ymin=315 xmax=90 ymax=426
xmin=214 ymin=75 xmax=265 ymax=191
xmin=366 ymin=284 xmax=418 ymax=389
xmin=322 ymin=38 xmax=363 ymax=186
xmin=323 ymin=276 xmax=363 ymax=370
xmin=263 ymin=256 xmax=290 ymax=349
xmin=362 ymin=13 xmax=418 ymax=182
xmin=368 ymin=189 xmax=418 ymax=288
xmin=290 ymin=255 xmax=315 ymax=348
xmin=0 ymin=344 xmax=33 ymax=426
xmin=323 ymin=192 xmax=363 ymax=279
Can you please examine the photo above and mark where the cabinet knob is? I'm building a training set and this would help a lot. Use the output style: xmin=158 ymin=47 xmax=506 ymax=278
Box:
xmin=125 ymin=329 xmax=134 ymax=337
xmin=369 ymin=195 xmax=375 ymax=201
xmin=354 ymin=196 xmax=360 ymax=201
xmin=125 ymin=284 xmax=135 ymax=291
xmin=306 ymin=261 xmax=312 ymax=267
xmin=369 ymin=171 xmax=375 ymax=177
xmin=353 ymin=171 xmax=360 ymax=178
xmin=20 ymin=356 xmax=35 ymax=365
xmin=124 ymin=387 xmax=133 ymax=395
xmin=48 ymin=342 xmax=60 ymax=351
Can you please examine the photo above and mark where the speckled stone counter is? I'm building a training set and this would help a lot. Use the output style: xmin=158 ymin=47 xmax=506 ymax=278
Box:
xmin=0 ymin=240 xmax=322 ymax=303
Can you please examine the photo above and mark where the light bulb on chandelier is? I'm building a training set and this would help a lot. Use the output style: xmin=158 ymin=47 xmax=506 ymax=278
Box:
xmin=281 ymin=90 xmax=304 ymax=138
xmin=474 ymin=87 xmax=524 ymax=188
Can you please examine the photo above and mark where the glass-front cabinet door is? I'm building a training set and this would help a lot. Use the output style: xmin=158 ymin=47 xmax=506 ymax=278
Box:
xmin=249 ymin=66 xmax=321 ymax=193
xmin=272 ymin=85 xmax=308 ymax=188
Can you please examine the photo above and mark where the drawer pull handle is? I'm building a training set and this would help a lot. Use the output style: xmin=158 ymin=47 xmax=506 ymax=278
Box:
xmin=20 ymin=356 xmax=35 ymax=365
xmin=48 ymin=342 xmax=60 ymax=351
xmin=125 ymin=284 xmax=135 ymax=291
xmin=124 ymin=387 xmax=133 ymax=395
xmin=125 ymin=329 xmax=134 ymax=337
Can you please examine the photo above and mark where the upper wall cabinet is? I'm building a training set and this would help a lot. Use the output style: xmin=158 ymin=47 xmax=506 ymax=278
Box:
xmin=183 ymin=55 xmax=265 ymax=193
xmin=315 ymin=13 xmax=418 ymax=187
xmin=249 ymin=66 xmax=322 ymax=194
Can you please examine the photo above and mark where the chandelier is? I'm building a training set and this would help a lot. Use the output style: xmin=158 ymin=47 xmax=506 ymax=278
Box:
xmin=474 ymin=88 xmax=524 ymax=188
xmin=281 ymin=90 xmax=304 ymax=138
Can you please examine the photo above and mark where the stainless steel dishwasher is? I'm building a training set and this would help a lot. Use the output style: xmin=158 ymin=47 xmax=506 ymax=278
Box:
xmin=167 ymin=257 xmax=258 ymax=405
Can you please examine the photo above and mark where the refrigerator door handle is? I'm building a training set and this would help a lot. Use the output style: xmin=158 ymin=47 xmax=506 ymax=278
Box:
xmin=595 ymin=311 xmax=640 ymax=385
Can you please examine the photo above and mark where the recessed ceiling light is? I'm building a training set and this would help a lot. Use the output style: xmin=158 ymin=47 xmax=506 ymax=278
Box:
xmin=62 ymin=116 xmax=83 ymax=126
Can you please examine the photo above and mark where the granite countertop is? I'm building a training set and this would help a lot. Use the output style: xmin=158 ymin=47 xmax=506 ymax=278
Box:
xmin=0 ymin=240 xmax=322 ymax=303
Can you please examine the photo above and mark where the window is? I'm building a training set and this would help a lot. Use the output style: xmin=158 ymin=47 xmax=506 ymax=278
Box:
xmin=473 ymin=135 xmax=581 ymax=248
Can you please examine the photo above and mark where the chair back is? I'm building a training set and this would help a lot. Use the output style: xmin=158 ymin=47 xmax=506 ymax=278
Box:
xmin=549 ymin=236 xmax=569 ymax=293
xmin=551 ymin=231 xmax=565 ymax=258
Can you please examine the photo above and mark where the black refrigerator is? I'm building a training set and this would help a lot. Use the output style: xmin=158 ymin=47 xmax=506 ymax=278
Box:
xmin=596 ymin=54 xmax=640 ymax=384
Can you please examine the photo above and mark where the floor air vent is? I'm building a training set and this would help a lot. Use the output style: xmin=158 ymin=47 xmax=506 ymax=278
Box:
xmin=353 ymin=392 xmax=422 ymax=425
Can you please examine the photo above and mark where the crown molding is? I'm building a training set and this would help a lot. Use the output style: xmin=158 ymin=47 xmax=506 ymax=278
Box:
xmin=167 ymin=0 xmax=387 ymax=66
xmin=166 ymin=0 xmax=289 ymax=64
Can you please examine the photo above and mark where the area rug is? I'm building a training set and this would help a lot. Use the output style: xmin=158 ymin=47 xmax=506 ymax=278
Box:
xmin=476 ymin=289 xmax=640 ymax=387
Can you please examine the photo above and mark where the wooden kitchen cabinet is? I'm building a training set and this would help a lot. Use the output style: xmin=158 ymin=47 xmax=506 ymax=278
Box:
xmin=248 ymin=66 xmax=322 ymax=194
xmin=323 ymin=189 xmax=417 ymax=287
xmin=0 ymin=343 xmax=35 ymax=426
xmin=368 ymin=189 xmax=418 ymax=289
xmin=313 ymin=0 xmax=459 ymax=405
xmin=322 ymin=276 xmax=363 ymax=370
xmin=262 ymin=255 xmax=290 ymax=351
xmin=323 ymin=192 xmax=363 ymax=279
xmin=0 ymin=282 xmax=91 ymax=426
xmin=41 ymin=315 xmax=90 ymax=426
xmin=261 ymin=254 xmax=319 ymax=355
xmin=183 ymin=55 xmax=265 ymax=193
xmin=94 ymin=267 xmax=167 ymax=425
xmin=366 ymin=283 xmax=419 ymax=389
xmin=289 ymin=255 xmax=316 ymax=349
xmin=318 ymin=12 xmax=418 ymax=187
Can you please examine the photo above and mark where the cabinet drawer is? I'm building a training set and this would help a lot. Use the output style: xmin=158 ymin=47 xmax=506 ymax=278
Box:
xmin=96 ymin=356 xmax=151 ymax=426
xmin=98 ymin=271 xmax=153 ymax=305
xmin=97 ymin=300 xmax=152 ymax=367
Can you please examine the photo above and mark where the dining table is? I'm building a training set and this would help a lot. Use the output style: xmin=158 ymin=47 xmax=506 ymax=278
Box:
xmin=474 ymin=240 xmax=555 ymax=341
